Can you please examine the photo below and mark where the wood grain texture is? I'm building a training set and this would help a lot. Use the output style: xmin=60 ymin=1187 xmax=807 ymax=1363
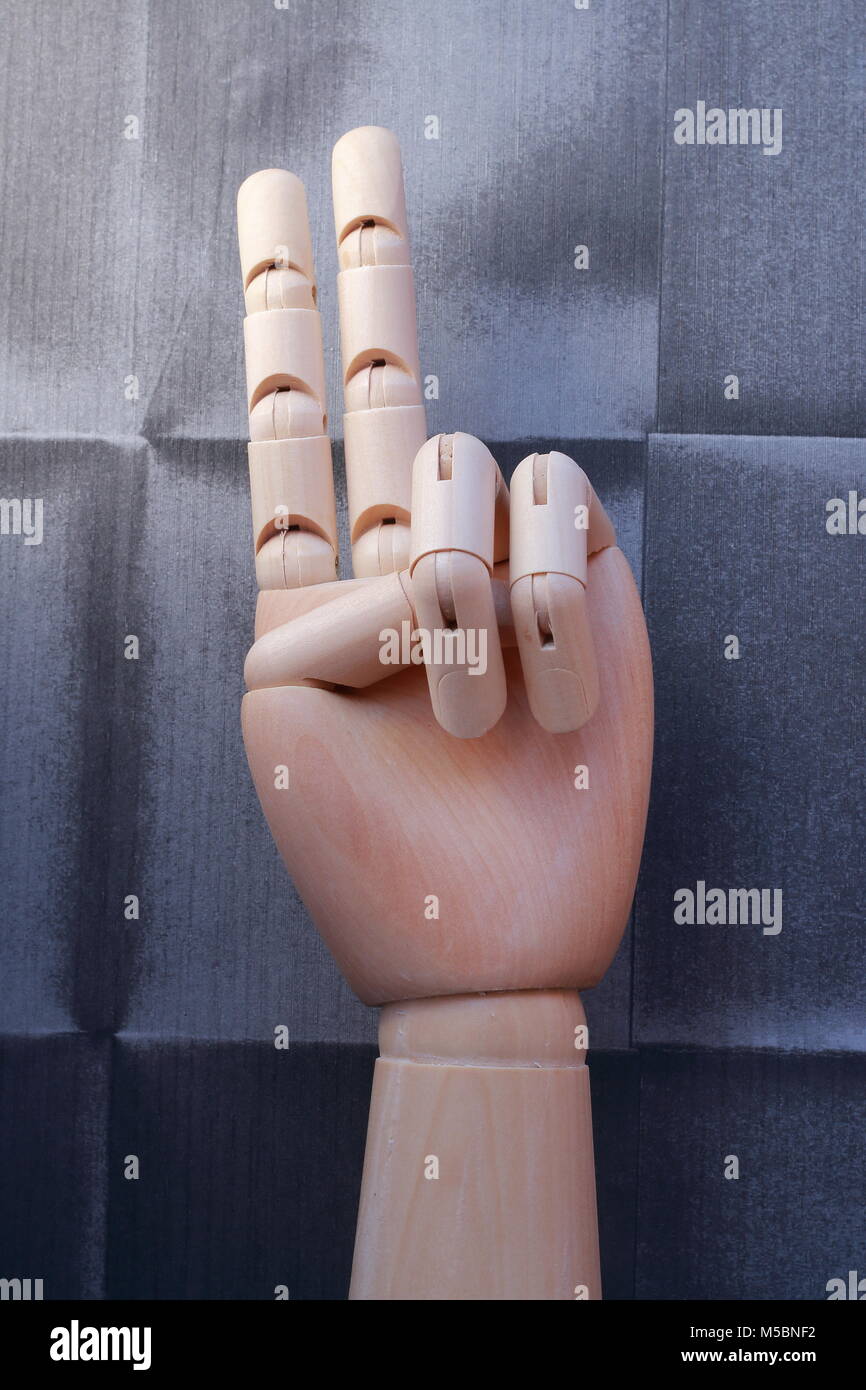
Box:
xmin=350 ymin=993 xmax=600 ymax=1301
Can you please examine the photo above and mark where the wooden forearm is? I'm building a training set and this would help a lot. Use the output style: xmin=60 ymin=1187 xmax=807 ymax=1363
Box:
xmin=349 ymin=990 xmax=600 ymax=1301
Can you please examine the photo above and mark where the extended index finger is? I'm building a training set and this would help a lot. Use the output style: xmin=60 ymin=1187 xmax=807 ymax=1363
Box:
xmin=237 ymin=168 xmax=339 ymax=589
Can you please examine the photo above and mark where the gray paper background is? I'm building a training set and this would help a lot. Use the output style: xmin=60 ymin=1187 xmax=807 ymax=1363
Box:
xmin=0 ymin=0 xmax=863 ymax=1299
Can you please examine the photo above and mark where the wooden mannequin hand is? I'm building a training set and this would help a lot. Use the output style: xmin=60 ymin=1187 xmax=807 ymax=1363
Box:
xmin=237 ymin=129 xmax=653 ymax=1007
xmin=235 ymin=125 xmax=654 ymax=1303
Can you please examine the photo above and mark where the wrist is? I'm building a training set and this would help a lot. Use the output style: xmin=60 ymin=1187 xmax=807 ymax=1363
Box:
xmin=378 ymin=988 xmax=589 ymax=1067
xmin=350 ymin=989 xmax=600 ymax=1301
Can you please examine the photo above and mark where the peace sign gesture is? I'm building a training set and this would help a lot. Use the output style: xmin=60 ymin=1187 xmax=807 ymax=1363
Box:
xmin=235 ymin=127 xmax=652 ymax=1300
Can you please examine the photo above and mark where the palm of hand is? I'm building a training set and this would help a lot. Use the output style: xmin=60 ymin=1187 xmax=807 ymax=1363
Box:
xmin=237 ymin=127 xmax=652 ymax=1006
xmin=242 ymin=543 xmax=652 ymax=1005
